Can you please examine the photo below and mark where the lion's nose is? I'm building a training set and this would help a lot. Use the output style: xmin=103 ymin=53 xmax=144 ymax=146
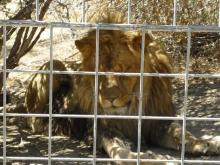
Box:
xmin=99 ymin=94 xmax=127 ymax=109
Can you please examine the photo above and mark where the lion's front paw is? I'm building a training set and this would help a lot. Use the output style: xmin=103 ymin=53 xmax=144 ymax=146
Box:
xmin=125 ymin=152 xmax=178 ymax=165
xmin=188 ymin=140 xmax=220 ymax=155
xmin=205 ymin=140 xmax=220 ymax=155
xmin=27 ymin=117 xmax=45 ymax=134
xmin=114 ymin=151 xmax=178 ymax=165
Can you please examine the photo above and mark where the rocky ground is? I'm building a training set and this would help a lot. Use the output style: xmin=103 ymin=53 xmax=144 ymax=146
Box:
xmin=0 ymin=28 xmax=220 ymax=165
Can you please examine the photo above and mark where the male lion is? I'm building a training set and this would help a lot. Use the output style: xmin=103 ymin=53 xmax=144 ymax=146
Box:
xmin=24 ymin=13 xmax=220 ymax=165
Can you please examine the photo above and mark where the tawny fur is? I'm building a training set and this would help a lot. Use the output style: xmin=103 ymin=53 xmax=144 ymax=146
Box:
xmin=24 ymin=12 xmax=220 ymax=165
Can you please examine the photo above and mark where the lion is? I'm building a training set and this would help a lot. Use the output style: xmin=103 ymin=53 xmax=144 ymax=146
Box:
xmin=24 ymin=13 xmax=220 ymax=165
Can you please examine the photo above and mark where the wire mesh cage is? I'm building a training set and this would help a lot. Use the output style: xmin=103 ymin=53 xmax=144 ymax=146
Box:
xmin=0 ymin=0 xmax=220 ymax=165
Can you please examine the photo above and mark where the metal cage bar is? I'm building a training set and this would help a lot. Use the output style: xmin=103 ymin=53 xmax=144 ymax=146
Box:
xmin=1 ymin=68 xmax=220 ymax=78
xmin=180 ymin=28 xmax=191 ymax=165
xmin=2 ymin=113 xmax=220 ymax=121
xmin=36 ymin=0 xmax=40 ymax=20
xmin=219 ymin=0 xmax=220 ymax=27
xmin=92 ymin=25 xmax=100 ymax=165
xmin=1 ymin=156 xmax=220 ymax=164
xmin=81 ymin=0 xmax=86 ymax=23
xmin=1 ymin=20 xmax=220 ymax=32
xmin=1 ymin=69 xmax=220 ymax=78
xmin=0 ymin=0 xmax=220 ymax=164
xmin=173 ymin=0 xmax=177 ymax=25
xmin=48 ymin=24 xmax=54 ymax=165
xmin=137 ymin=28 xmax=145 ymax=165
xmin=127 ymin=0 xmax=132 ymax=24
xmin=2 ymin=25 xmax=7 ymax=165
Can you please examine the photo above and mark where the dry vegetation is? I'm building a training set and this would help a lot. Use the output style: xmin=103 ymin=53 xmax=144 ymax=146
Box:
xmin=0 ymin=0 xmax=220 ymax=165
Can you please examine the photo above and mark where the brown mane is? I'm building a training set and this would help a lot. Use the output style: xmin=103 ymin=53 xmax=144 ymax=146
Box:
xmin=88 ymin=8 xmax=126 ymax=23
xmin=73 ymin=13 xmax=174 ymax=141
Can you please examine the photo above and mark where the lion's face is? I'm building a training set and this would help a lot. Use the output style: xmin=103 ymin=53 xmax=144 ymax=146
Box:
xmin=75 ymin=30 xmax=153 ymax=113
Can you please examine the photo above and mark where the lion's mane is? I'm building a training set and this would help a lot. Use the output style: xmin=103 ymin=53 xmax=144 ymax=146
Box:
xmin=25 ymin=12 xmax=174 ymax=142
xmin=73 ymin=13 xmax=174 ymax=141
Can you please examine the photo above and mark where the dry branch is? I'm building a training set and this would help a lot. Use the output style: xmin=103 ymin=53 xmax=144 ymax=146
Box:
xmin=0 ymin=0 xmax=52 ymax=91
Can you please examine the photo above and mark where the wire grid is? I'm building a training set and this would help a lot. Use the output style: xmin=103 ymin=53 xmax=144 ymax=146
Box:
xmin=0 ymin=0 xmax=220 ymax=165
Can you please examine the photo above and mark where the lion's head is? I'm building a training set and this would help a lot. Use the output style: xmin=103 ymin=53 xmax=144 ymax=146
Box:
xmin=75 ymin=14 xmax=174 ymax=117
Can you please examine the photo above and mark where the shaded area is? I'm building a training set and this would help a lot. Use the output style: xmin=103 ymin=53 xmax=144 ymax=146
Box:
xmin=0 ymin=77 xmax=219 ymax=165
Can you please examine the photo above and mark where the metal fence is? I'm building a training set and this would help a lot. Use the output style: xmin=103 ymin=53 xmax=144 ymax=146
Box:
xmin=0 ymin=0 xmax=220 ymax=165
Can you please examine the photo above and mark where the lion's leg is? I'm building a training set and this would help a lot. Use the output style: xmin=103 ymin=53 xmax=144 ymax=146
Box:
xmin=101 ymin=130 xmax=177 ymax=165
xmin=154 ymin=122 xmax=220 ymax=155
xmin=27 ymin=117 xmax=46 ymax=134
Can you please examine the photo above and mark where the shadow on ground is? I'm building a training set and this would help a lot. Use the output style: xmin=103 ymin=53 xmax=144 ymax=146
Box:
xmin=0 ymin=77 xmax=219 ymax=165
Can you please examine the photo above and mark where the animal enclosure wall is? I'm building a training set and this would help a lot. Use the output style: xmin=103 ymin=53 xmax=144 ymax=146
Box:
xmin=0 ymin=0 xmax=220 ymax=165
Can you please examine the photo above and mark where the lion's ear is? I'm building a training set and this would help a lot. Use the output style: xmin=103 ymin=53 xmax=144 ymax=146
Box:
xmin=75 ymin=39 xmax=93 ymax=59
xmin=75 ymin=39 xmax=86 ymax=52
xmin=75 ymin=39 xmax=93 ymax=55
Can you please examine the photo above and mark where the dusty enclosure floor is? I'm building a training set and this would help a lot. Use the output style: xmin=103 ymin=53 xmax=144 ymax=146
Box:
xmin=0 ymin=28 xmax=220 ymax=165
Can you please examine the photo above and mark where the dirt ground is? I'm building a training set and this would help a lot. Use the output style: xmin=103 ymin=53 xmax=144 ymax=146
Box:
xmin=0 ymin=28 xmax=220 ymax=165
